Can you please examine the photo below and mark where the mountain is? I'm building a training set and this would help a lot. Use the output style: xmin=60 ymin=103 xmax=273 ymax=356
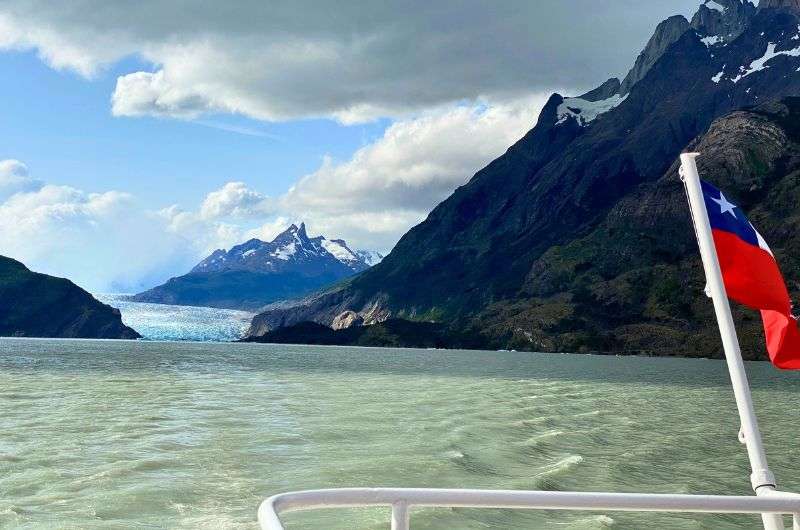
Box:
xmin=247 ymin=1 xmax=800 ymax=360
xmin=133 ymin=223 xmax=382 ymax=311
xmin=245 ymin=319 xmax=486 ymax=349
xmin=355 ymin=250 xmax=385 ymax=267
xmin=0 ymin=256 xmax=140 ymax=339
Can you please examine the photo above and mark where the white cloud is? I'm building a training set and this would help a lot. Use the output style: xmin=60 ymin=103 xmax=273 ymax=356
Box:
xmin=0 ymin=0 xmax=714 ymax=294
xmin=199 ymin=181 xmax=273 ymax=220
xmin=0 ymin=159 xmax=28 ymax=178
xmin=0 ymin=182 xmax=185 ymax=291
xmin=0 ymin=11 xmax=125 ymax=77
xmin=0 ymin=169 xmax=268 ymax=292
xmin=278 ymin=94 xmax=550 ymax=250
xmin=0 ymin=159 xmax=43 ymax=200
xmin=244 ymin=217 xmax=295 ymax=242
xmin=111 ymin=70 xmax=214 ymax=119
xmin=153 ymin=95 xmax=552 ymax=257
xmin=0 ymin=0 xmax=700 ymax=123
xmin=0 ymin=96 xmax=549 ymax=290
xmin=158 ymin=205 xmax=243 ymax=254
xmin=155 ymin=182 xmax=280 ymax=262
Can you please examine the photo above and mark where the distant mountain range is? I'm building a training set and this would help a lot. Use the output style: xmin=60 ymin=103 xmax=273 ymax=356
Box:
xmin=134 ymin=223 xmax=383 ymax=311
xmin=247 ymin=0 xmax=800 ymax=360
xmin=0 ymin=256 xmax=139 ymax=339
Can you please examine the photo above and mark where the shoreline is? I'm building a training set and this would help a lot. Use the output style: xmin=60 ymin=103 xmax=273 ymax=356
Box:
xmin=0 ymin=335 xmax=765 ymax=363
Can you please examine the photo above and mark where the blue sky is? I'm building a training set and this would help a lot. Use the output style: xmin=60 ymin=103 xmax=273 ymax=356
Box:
xmin=0 ymin=51 xmax=388 ymax=208
xmin=0 ymin=0 xmax=701 ymax=292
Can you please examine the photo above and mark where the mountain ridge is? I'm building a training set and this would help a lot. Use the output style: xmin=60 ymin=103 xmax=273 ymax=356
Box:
xmin=246 ymin=3 xmax=800 ymax=359
xmin=134 ymin=223 xmax=382 ymax=311
xmin=759 ymin=0 xmax=800 ymax=13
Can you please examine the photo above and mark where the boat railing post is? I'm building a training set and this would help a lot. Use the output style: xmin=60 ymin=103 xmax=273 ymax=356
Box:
xmin=391 ymin=501 xmax=410 ymax=530
xmin=680 ymin=153 xmax=783 ymax=530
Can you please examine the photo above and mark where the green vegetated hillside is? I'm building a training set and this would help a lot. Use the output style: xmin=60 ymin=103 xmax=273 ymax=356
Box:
xmin=0 ymin=256 xmax=140 ymax=339
xmin=248 ymin=4 xmax=800 ymax=360
xmin=480 ymin=98 xmax=800 ymax=359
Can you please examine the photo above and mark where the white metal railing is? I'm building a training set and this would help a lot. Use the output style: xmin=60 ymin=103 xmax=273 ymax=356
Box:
xmin=258 ymin=487 xmax=800 ymax=530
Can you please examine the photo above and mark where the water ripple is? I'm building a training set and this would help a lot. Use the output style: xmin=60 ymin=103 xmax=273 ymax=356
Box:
xmin=0 ymin=338 xmax=798 ymax=530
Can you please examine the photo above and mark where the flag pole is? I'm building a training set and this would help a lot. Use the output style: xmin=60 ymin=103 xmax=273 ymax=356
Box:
xmin=679 ymin=152 xmax=783 ymax=530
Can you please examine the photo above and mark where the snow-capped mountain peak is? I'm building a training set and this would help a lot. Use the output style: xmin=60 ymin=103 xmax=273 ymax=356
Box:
xmin=355 ymin=249 xmax=384 ymax=266
xmin=692 ymin=0 xmax=756 ymax=44
xmin=191 ymin=223 xmax=380 ymax=275
xmin=321 ymin=238 xmax=360 ymax=266
xmin=137 ymin=223 xmax=382 ymax=310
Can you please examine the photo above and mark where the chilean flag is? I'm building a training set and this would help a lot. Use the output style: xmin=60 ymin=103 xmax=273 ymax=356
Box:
xmin=703 ymin=181 xmax=800 ymax=369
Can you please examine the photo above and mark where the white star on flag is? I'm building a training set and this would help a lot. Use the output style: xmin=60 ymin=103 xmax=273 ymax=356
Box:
xmin=712 ymin=191 xmax=737 ymax=218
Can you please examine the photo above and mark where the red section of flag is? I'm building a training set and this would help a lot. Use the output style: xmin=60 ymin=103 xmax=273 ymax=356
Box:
xmin=760 ymin=310 xmax=800 ymax=370
xmin=712 ymin=229 xmax=800 ymax=369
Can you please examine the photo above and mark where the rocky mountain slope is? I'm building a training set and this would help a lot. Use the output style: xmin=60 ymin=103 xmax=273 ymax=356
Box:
xmin=0 ymin=256 xmax=140 ymax=339
xmin=248 ymin=1 xmax=800 ymax=360
xmin=134 ymin=223 xmax=381 ymax=311
xmin=245 ymin=319 xmax=486 ymax=349
xmin=493 ymin=96 xmax=800 ymax=359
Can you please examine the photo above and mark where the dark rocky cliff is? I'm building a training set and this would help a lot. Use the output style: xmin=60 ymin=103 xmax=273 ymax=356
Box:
xmin=0 ymin=256 xmax=140 ymax=339
xmin=248 ymin=5 xmax=800 ymax=359
xmin=502 ymin=98 xmax=800 ymax=359
xmin=759 ymin=0 xmax=800 ymax=13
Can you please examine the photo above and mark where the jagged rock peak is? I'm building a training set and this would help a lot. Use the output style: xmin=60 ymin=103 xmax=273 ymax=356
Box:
xmin=274 ymin=222 xmax=309 ymax=242
xmin=620 ymin=15 xmax=690 ymax=94
xmin=759 ymin=0 xmax=800 ymax=13
xmin=579 ymin=78 xmax=621 ymax=102
xmin=691 ymin=0 xmax=756 ymax=43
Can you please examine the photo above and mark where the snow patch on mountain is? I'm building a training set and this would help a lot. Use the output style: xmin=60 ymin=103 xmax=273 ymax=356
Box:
xmin=271 ymin=241 xmax=297 ymax=261
xmin=356 ymin=249 xmax=385 ymax=266
xmin=732 ymin=42 xmax=800 ymax=82
xmin=556 ymin=94 xmax=628 ymax=126
xmin=321 ymin=239 xmax=359 ymax=265
xmin=702 ymin=35 xmax=725 ymax=46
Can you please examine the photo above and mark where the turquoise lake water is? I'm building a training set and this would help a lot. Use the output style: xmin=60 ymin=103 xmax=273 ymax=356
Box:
xmin=1 ymin=339 xmax=798 ymax=529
